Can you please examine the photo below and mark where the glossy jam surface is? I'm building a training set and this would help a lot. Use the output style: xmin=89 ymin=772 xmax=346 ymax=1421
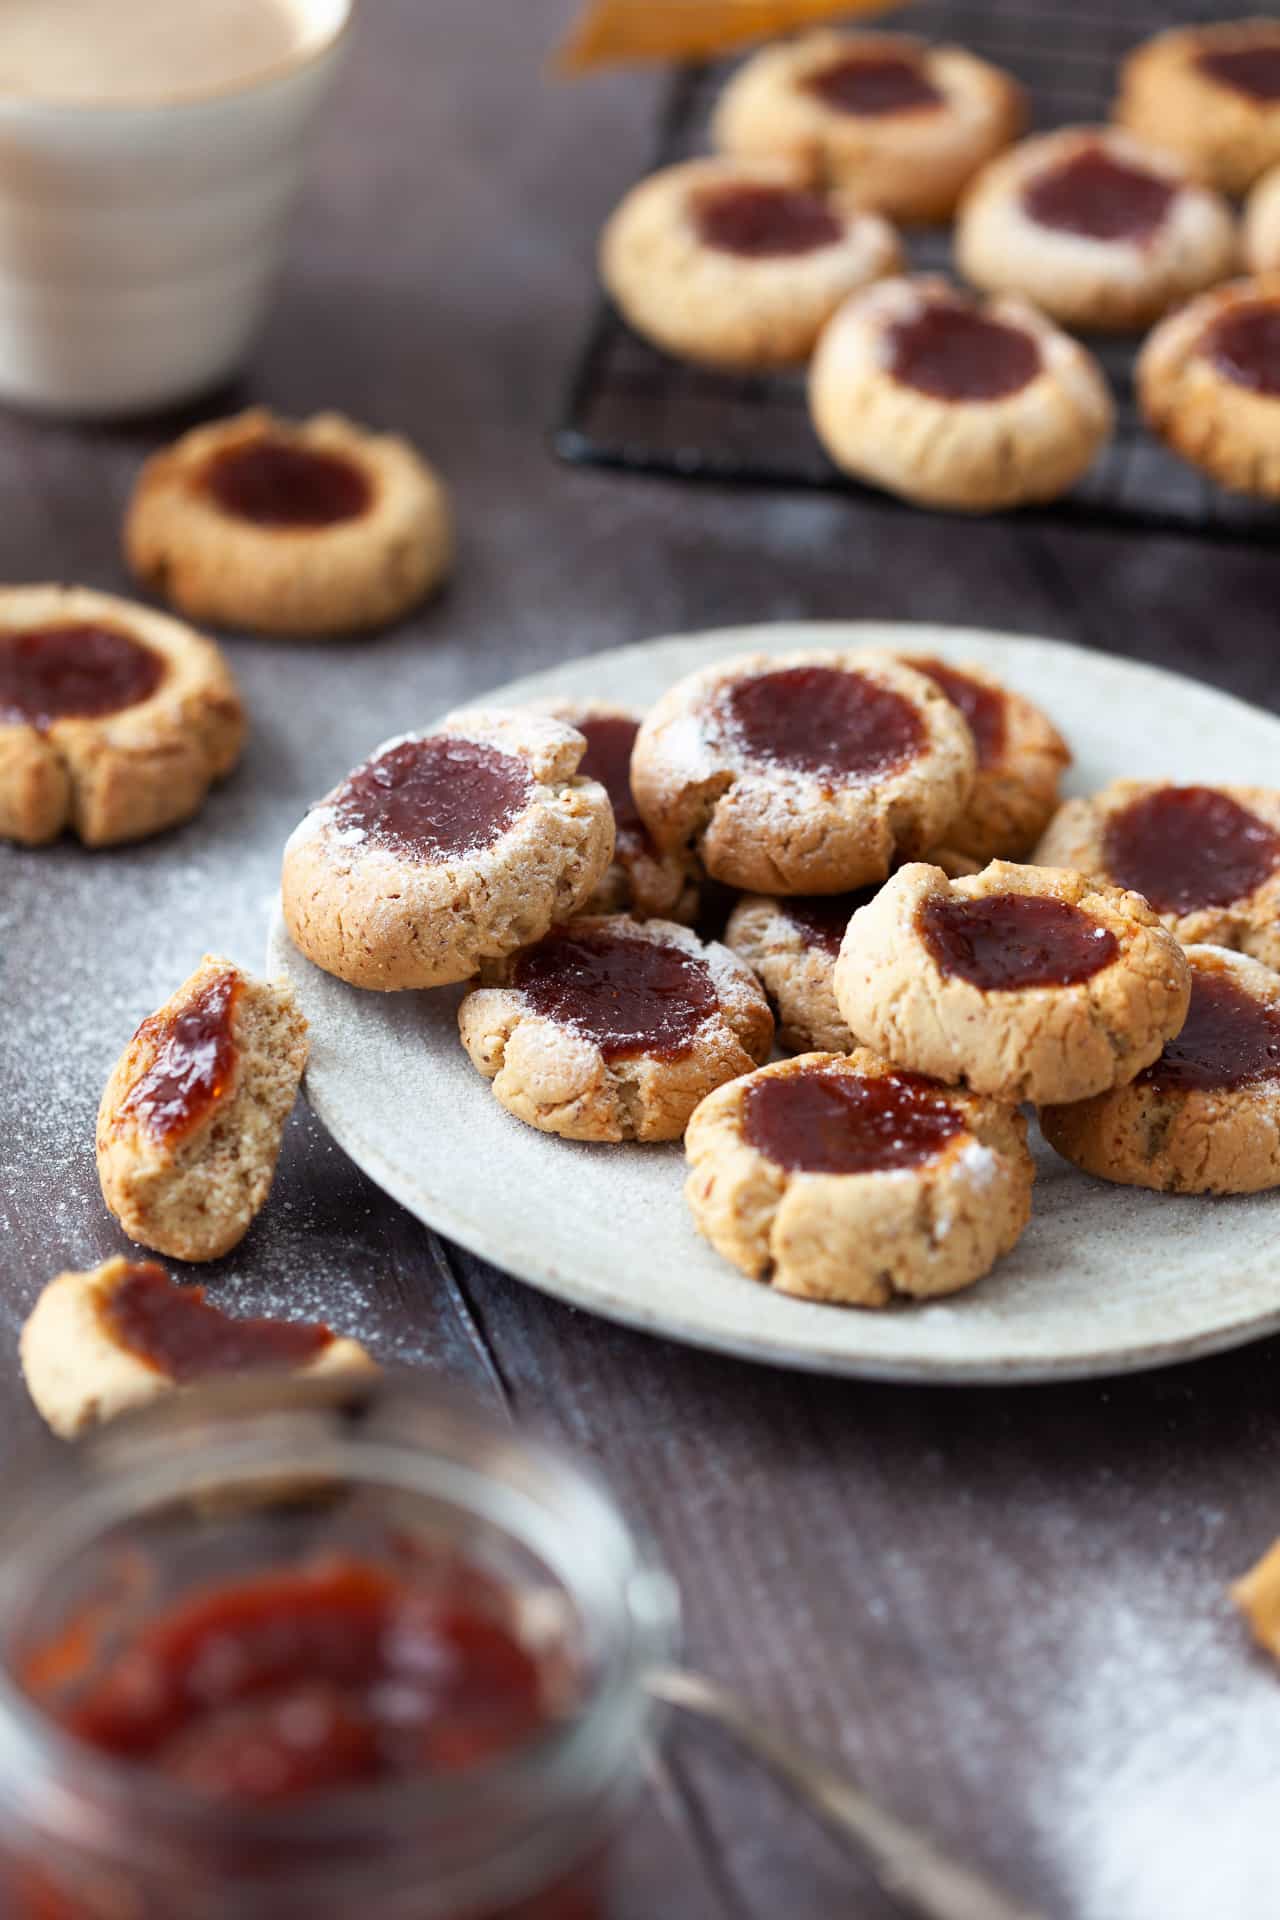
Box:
xmin=803 ymin=52 xmax=943 ymax=115
xmin=692 ymin=181 xmax=842 ymax=257
xmin=1206 ymin=302 xmax=1280 ymax=398
xmin=515 ymin=926 xmax=717 ymax=1059
xmin=102 ymin=1263 xmax=332 ymax=1385
xmin=785 ymin=887 xmax=878 ymax=956
xmin=574 ymin=713 xmax=649 ymax=854
xmin=888 ymin=305 xmax=1041 ymax=404
xmin=119 ymin=971 xmax=240 ymax=1142
xmin=1103 ymin=786 xmax=1280 ymax=915
xmin=744 ymin=1068 xmax=963 ymax=1175
xmin=1196 ymin=43 xmax=1280 ymax=101
xmin=1140 ymin=968 xmax=1280 ymax=1093
xmin=1022 ymin=148 xmax=1175 ymax=243
xmin=907 ymin=658 xmax=1006 ymax=766
xmin=0 ymin=622 xmax=164 ymax=731
xmin=204 ymin=438 xmax=372 ymax=528
xmin=333 ymin=736 xmax=533 ymax=863
xmin=722 ymin=665 xmax=925 ymax=782
xmin=919 ymin=891 xmax=1119 ymax=990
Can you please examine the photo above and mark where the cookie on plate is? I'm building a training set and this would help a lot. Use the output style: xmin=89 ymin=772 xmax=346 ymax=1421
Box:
xmin=0 ymin=585 xmax=243 ymax=847
xmin=956 ymin=127 xmax=1237 ymax=333
xmin=599 ymin=157 xmax=900 ymax=369
xmin=833 ymin=860 xmax=1192 ymax=1106
xmin=125 ymin=408 xmax=453 ymax=636
xmin=809 ymin=276 xmax=1112 ymax=512
xmin=97 ymin=957 xmax=308 ymax=1263
xmin=283 ymin=709 xmax=615 ymax=991
xmin=1115 ymin=19 xmax=1280 ymax=196
xmin=21 ymin=1257 xmax=373 ymax=1440
xmin=1245 ymin=164 xmax=1280 ymax=271
xmin=1041 ymin=945 xmax=1280 ymax=1195
xmin=712 ymin=30 xmax=1025 ymax=224
xmin=458 ymin=915 xmax=773 ymax=1142
xmin=684 ymin=1050 xmax=1034 ymax=1306
xmin=630 ymin=649 xmax=975 ymax=894
xmin=725 ymin=890 xmax=869 ymax=1054
xmin=1034 ymin=778 xmax=1280 ymax=969
xmin=1137 ymin=275 xmax=1280 ymax=498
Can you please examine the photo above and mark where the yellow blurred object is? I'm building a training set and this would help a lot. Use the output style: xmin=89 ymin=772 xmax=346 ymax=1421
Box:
xmin=1232 ymin=1537 xmax=1280 ymax=1659
xmin=558 ymin=0 xmax=903 ymax=71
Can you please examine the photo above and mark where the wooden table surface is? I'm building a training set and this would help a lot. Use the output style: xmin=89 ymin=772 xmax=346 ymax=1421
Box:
xmin=4 ymin=5 xmax=1280 ymax=1915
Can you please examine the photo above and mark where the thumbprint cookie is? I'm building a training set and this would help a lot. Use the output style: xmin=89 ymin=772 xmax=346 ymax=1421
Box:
xmin=684 ymin=1050 xmax=1034 ymax=1307
xmin=457 ymin=916 xmax=773 ymax=1143
xmin=0 ymin=585 xmax=243 ymax=847
xmin=1041 ymin=946 xmax=1280 ymax=1196
xmin=711 ymin=31 xmax=1025 ymax=224
xmin=21 ymin=1257 xmax=373 ymax=1440
xmin=599 ymin=157 xmax=900 ymax=369
xmin=97 ymin=958 xmax=309 ymax=1264
xmin=629 ymin=649 xmax=975 ymax=894
xmin=282 ymin=709 xmax=615 ymax=991
xmin=833 ymin=861 xmax=1192 ymax=1106
xmin=955 ymin=127 xmax=1237 ymax=333
xmin=1137 ymin=276 xmax=1280 ymax=498
xmin=1245 ymin=164 xmax=1280 ymax=271
xmin=809 ymin=277 xmax=1112 ymax=512
xmin=1116 ymin=19 xmax=1280 ymax=196
xmin=125 ymin=408 xmax=452 ymax=636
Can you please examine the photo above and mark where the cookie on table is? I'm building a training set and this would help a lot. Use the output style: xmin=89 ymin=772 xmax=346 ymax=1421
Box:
xmin=1137 ymin=276 xmax=1280 ymax=498
xmin=1115 ymin=19 xmax=1280 ymax=196
xmin=809 ymin=276 xmax=1112 ymax=513
xmin=1245 ymin=165 xmax=1280 ymax=271
xmin=1034 ymin=778 xmax=1280 ymax=969
xmin=711 ymin=30 xmax=1025 ymax=224
xmin=458 ymin=915 xmax=772 ymax=1143
xmin=599 ymin=157 xmax=900 ymax=370
xmin=0 ymin=585 xmax=243 ymax=848
xmin=97 ymin=957 xmax=308 ymax=1263
xmin=833 ymin=860 xmax=1192 ymax=1106
xmin=630 ymin=649 xmax=975 ymax=895
xmin=685 ymin=1050 xmax=1034 ymax=1307
xmin=1041 ymin=946 xmax=1280 ymax=1196
xmin=125 ymin=408 xmax=452 ymax=636
xmin=955 ymin=127 xmax=1237 ymax=333
xmin=21 ymin=1257 xmax=373 ymax=1440
xmin=283 ymin=709 xmax=614 ymax=991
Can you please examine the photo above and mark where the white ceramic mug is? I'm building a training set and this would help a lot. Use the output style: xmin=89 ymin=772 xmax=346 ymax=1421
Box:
xmin=0 ymin=0 xmax=351 ymax=417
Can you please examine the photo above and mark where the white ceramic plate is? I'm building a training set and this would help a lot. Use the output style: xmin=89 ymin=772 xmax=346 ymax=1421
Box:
xmin=267 ymin=622 xmax=1280 ymax=1384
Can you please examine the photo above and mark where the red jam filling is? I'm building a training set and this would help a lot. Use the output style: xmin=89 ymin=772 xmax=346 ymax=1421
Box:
xmin=0 ymin=623 xmax=164 ymax=731
xmin=1205 ymin=302 xmax=1280 ymax=398
xmin=119 ymin=971 xmax=240 ymax=1143
xmin=1140 ymin=968 xmax=1280 ymax=1093
xmin=743 ymin=1068 xmax=963 ymax=1175
xmin=1103 ymin=786 xmax=1280 ymax=915
xmin=888 ymin=305 xmax=1041 ymax=404
xmin=906 ymin=658 xmax=1006 ymax=766
xmin=332 ymin=736 xmax=533 ymax=863
xmin=803 ymin=52 xmax=943 ymax=116
xmin=102 ymin=1263 xmax=333 ymax=1384
xmin=514 ymin=926 xmax=717 ymax=1059
xmin=784 ymin=887 xmax=878 ymax=956
xmin=722 ymin=665 xmax=925 ymax=782
xmin=691 ymin=181 xmax=843 ymax=257
xmin=204 ymin=438 xmax=372 ymax=528
xmin=1022 ymin=148 xmax=1176 ymax=244
xmin=918 ymin=891 xmax=1118 ymax=990
xmin=574 ymin=713 xmax=651 ymax=856
xmin=1195 ymin=43 xmax=1280 ymax=102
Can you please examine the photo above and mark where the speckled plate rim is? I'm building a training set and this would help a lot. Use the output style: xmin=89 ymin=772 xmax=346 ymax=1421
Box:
xmin=267 ymin=622 xmax=1280 ymax=1385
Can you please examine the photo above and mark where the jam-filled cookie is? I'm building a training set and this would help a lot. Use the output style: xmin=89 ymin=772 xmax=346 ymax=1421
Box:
xmin=458 ymin=915 xmax=773 ymax=1143
xmin=1034 ymin=778 xmax=1280 ymax=969
xmin=833 ymin=861 xmax=1192 ymax=1106
xmin=630 ymin=649 xmax=975 ymax=894
xmin=1137 ymin=275 xmax=1280 ymax=498
xmin=955 ymin=127 xmax=1237 ymax=333
xmin=21 ymin=1257 xmax=373 ymax=1440
xmin=809 ymin=276 xmax=1112 ymax=512
xmin=1116 ymin=19 xmax=1280 ymax=196
xmin=684 ymin=1050 xmax=1034 ymax=1306
xmin=1245 ymin=164 xmax=1280 ymax=271
xmin=599 ymin=157 xmax=900 ymax=370
xmin=283 ymin=709 xmax=615 ymax=991
xmin=125 ymin=408 xmax=452 ymax=636
xmin=712 ymin=30 xmax=1025 ymax=224
xmin=1041 ymin=945 xmax=1280 ymax=1196
xmin=0 ymin=585 xmax=243 ymax=848
xmin=97 ymin=958 xmax=309 ymax=1263
xmin=725 ymin=890 xmax=867 ymax=1055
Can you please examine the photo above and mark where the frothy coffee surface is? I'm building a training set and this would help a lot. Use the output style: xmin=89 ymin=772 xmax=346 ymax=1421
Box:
xmin=0 ymin=0 xmax=316 ymax=106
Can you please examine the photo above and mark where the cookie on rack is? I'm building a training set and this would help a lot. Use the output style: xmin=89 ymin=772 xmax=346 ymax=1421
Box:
xmin=712 ymin=30 xmax=1025 ymax=224
xmin=684 ymin=1050 xmax=1034 ymax=1307
xmin=955 ymin=127 xmax=1237 ymax=333
xmin=599 ymin=157 xmax=900 ymax=369
xmin=809 ymin=276 xmax=1112 ymax=513
xmin=458 ymin=915 xmax=773 ymax=1142
xmin=1137 ymin=275 xmax=1280 ymax=499
xmin=282 ymin=708 xmax=615 ymax=990
xmin=1115 ymin=19 xmax=1280 ymax=196
xmin=0 ymin=585 xmax=243 ymax=847
xmin=97 ymin=957 xmax=309 ymax=1264
xmin=833 ymin=860 xmax=1192 ymax=1106
xmin=125 ymin=408 xmax=453 ymax=636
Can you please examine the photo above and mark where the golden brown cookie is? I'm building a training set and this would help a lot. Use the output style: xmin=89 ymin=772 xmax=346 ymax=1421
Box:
xmin=1245 ymin=163 xmax=1280 ymax=270
xmin=833 ymin=860 xmax=1192 ymax=1106
xmin=1233 ymin=1535 xmax=1280 ymax=1659
xmin=724 ymin=889 xmax=866 ymax=1054
xmin=809 ymin=275 xmax=1112 ymax=512
xmin=684 ymin=1049 xmax=1034 ymax=1306
xmin=0 ymin=585 xmax=243 ymax=848
xmin=1040 ymin=945 xmax=1280 ymax=1196
xmin=1115 ymin=19 xmax=1280 ymax=195
xmin=125 ymin=408 xmax=452 ymax=636
xmin=712 ymin=30 xmax=1025 ymax=223
xmin=97 ymin=957 xmax=309 ymax=1264
xmin=1137 ymin=275 xmax=1280 ymax=498
xmin=458 ymin=915 xmax=773 ymax=1143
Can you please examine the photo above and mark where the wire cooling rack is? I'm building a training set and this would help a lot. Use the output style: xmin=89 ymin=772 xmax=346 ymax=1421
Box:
xmin=554 ymin=0 xmax=1277 ymax=543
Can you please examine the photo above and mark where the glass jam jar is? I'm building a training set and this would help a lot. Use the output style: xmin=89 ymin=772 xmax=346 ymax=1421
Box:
xmin=0 ymin=1373 xmax=676 ymax=1919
